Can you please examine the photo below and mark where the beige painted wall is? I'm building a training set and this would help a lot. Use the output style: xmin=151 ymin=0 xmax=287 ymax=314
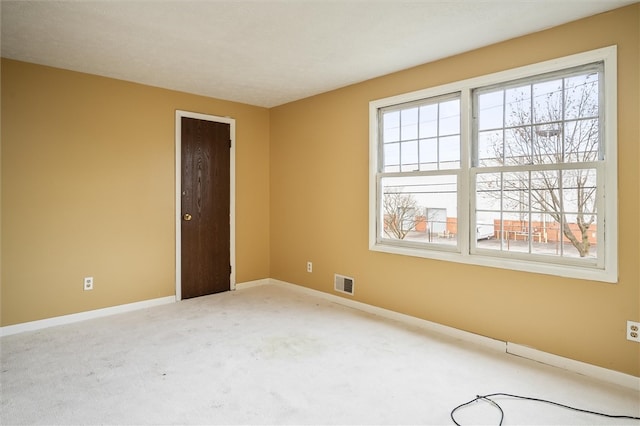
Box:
xmin=270 ymin=5 xmax=640 ymax=376
xmin=1 ymin=59 xmax=270 ymax=325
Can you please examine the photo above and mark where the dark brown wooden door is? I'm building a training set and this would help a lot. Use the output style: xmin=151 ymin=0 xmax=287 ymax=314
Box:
xmin=181 ymin=117 xmax=230 ymax=299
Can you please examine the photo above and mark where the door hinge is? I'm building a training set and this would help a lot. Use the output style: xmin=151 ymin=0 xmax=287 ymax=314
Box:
xmin=229 ymin=264 xmax=232 ymax=275
xmin=229 ymin=140 xmax=232 ymax=148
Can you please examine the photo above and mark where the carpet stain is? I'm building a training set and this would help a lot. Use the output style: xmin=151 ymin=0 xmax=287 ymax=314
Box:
xmin=261 ymin=334 xmax=324 ymax=359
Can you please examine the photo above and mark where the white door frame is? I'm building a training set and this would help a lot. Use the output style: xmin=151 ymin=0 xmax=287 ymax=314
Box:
xmin=175 ymin=110 xmax=236 ymax=301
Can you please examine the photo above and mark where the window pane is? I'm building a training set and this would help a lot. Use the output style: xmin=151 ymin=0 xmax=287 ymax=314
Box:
xmin=502 ymin=171 xmax=529 ymax=212
xmin=383 ymin=142 xmax=399 ymax=171
xmin=419 ymin=104 xmax=438 ymax=138
xmin=477 ymin=130 xmax=502 ymax=167
xmin=478 ymin=91 xmax=503 ymax=130
xmin=505 ymin=85 xmax=531 ymax=127
xmin=383 ymin=111 xmax=400 ymax=143
xmin=476 ymin=68 xmax=602 ymax=168
xmin=534 ymin=124 xmax=562 ymax=164
xmin=381 ymin=175 xmax=458 ymax=245
xmin=477 ymin=212 xmax=522 ymax=253
xmin=400 ymin=140 xmax=419 ymax=172
xmin=531 ymin=169 xmax=561 ymax=215
xmin=504 ymin=127 xmax=532 ymax=166
xmin=508 ymin=212 xmax=531 ymax=253
xmin=564 ymin=119 xmax=599 ymax=162
xmin=561 ymin=214 xmax=598 ymax=259
xmin=439 ymin=135 xmax=460 ymax=169
xmin=530 ymin=171 xmax=557 ymax=213
xmin=383 ymin=95 xmax=461 ymax=174
xmin=476 ymin=167 xmax=599 ymax=259
xmin=401 ymin=108 xmax=419 ymax=140
xmin=440 ymin=99 xmax=460 ymax=135
xmin=565 ymin=72 xmax=599 ymax=120
xmin=419 ymin=138 xmax=437 ymax=170
xmin=533 ymin=79 xmax=562 ymax=124
xmin=476 ymin=173 xmax=502 ymax=211
xmin=475 ymin=212 xmax=498 ymax=242
xmin=562 ymin=169 xmax=597 ymax=217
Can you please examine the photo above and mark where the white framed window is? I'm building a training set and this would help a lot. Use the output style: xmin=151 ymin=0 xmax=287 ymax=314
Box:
xmin=369 ymin=46 xmax=617 ymax=283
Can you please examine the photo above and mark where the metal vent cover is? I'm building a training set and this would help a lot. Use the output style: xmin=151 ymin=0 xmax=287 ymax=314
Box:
xmin=334 ymin=274 xmax=354 ymax=295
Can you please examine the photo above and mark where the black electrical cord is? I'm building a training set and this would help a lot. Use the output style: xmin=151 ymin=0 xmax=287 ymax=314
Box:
xmin=450 ymin=392 xmax=640 ymax=425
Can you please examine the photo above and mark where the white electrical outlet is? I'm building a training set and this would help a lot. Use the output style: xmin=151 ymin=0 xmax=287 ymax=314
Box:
xmin=83 ymin=276 xmax=94 ymax=291
xmin=306 ymin=261 xmax=313 ymax=273
xmin=627 ymin=321 xmax=640 ymax=343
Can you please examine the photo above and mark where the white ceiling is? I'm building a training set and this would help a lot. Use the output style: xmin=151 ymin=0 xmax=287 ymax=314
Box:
xmin=1 ymin=0 xmax=635 ymax=108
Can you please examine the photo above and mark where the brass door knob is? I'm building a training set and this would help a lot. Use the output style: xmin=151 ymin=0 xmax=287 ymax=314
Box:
xmin=183 ymin=213 xmax=192 ymax=221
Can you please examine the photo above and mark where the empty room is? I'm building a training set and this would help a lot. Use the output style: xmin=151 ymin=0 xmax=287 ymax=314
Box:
xmin=1 ymin=1 xmax=639 ymax=424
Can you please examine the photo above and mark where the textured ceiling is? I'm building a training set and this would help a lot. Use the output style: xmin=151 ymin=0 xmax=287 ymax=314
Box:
xmin=1 ymin=0 xmax=635 ymax=108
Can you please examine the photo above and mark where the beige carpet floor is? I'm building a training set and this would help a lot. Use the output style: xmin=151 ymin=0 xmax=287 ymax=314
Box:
xmin=1 ymin=283 xmax=638 ymax=425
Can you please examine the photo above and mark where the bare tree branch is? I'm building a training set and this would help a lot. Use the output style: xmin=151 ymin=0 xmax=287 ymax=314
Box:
xmin=483 ymin=74 xmax=599 ymax=257
xmin=383 ymin=189 xmax=418 ymax=239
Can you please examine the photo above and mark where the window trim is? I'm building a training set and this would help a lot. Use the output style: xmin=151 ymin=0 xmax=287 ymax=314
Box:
xmin=369 ymin=46 xmax=618 ymax=283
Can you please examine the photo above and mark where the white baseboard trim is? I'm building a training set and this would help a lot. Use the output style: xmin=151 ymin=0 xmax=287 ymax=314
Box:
xmin=507 ymin=342 xmax=640 ymax=391
xmin=265 ymin=278 xmax=640 ymax=390
xmin=0 ymin=296 xmax=176 ymax=337
xmin=268 ymin=278 xmax=504 ymax=352
xmin=2 ymin=279 xmax=270 ymax=337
